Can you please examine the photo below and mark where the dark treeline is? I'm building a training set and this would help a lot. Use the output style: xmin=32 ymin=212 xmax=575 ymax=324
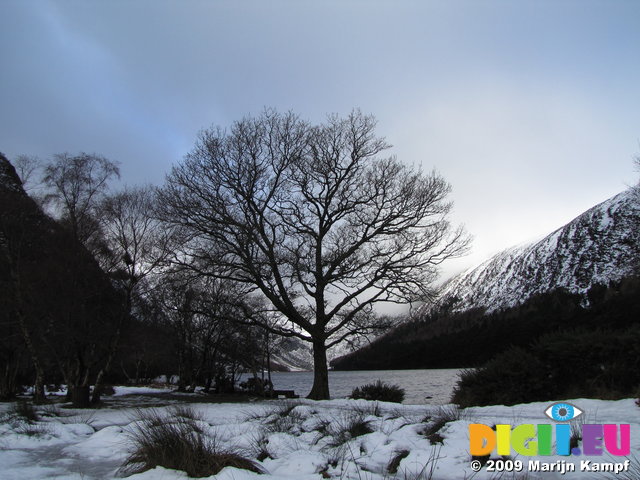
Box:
xmin=1 ymin=111 xmax=475 ymax=401
xmin=331 ymin=275 xmax=640 ymax=370
xmin=0 ymin=152 xmax=278 ymax=407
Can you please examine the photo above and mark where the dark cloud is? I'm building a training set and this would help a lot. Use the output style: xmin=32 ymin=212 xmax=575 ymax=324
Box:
xmin=1 ymin=0 xmax=639 ymax=272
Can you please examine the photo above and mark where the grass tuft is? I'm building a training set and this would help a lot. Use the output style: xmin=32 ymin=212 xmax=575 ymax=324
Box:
xmin=387 ymin=449 xmax=410 ymax=474
xmin=604 ymin=454 xmax=640 ymax=480
xmin=326 ymin=412 xmax=374 ymax=447
xmin=120 ymin=409 xmax=262 ymax=478
xmin=422 ymin=405 xmax=461 ymax=445
xmin=352 ymin=401 xmax=382 ymax=417
xmin=16 ymin=422 xmax=50 ymax=437
xmin=247 ymin=431 xmax=272 ymax=461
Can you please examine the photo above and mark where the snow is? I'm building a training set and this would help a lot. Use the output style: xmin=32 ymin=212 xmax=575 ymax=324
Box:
xmin=0 ymin=394 xmax=638 ymax=479
xmin=429 ymin=187 xmax=640 ymax=315
xmin=112 ymin=386 xmax=174 ymax=396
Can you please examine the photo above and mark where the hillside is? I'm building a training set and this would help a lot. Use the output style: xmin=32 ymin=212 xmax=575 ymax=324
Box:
xmin=0 ymin=152 xmax=125 ymax=403
xmin=332 ymin=187 xmax=640 ymax=370
xmin=432 ymin=187 xmax=639 ymax=314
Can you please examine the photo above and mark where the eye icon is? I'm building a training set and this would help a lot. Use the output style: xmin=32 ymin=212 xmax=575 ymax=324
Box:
xmin=544 ymin=403 xmax=583 ymax=422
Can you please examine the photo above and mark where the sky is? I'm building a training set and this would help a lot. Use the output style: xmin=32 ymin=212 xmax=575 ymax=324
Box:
xmin=1 ymin=0 xmax=639 ymax=277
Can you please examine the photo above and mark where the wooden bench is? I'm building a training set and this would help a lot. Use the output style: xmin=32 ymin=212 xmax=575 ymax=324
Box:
xmin=271 ymin=389 xmax=299 ymax=399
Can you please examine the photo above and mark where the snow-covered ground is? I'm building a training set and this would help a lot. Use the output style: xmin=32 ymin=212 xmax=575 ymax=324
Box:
xmin=0 ymin=389 xmax=638 ymax=479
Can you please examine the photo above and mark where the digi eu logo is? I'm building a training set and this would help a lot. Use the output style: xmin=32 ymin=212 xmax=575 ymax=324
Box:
xmin=544 ymin=402 xmax=582 ymax=422
xmin=469 ymin=402 xmax=631 ymax=457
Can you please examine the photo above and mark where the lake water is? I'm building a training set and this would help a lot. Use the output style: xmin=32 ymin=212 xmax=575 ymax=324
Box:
xmin=265 ymin=369 xmax=464 ymax=405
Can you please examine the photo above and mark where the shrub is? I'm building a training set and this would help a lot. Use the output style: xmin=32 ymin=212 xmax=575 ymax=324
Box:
xmin=98 ymin=384 xmax=116 ymax=396
xmin=349 ymin=380 xmax=405 ymax=403
xmin=120 ymin=409 xmax=262 ymax=477
xmin=452 ymin=327 xmax=640 ymax=407
xmin=352 ymin=401 xmax=382 ymax=417
xmin=451 ymin=348 xmax=550 ymax=407
xmin=264 ymin=409 xmax=304 ymax=434
xmin=239 ymin=377 xmax=272 ymax=395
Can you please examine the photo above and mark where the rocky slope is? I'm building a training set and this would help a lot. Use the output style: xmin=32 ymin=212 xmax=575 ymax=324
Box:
xmin=433 ymin=187 xmax=640 ymax=314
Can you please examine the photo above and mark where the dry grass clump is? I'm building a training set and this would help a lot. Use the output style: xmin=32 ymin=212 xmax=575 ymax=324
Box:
xmin=120 ymin=408 xmax=262 ymax=478
xmin=325 ymin=411 xmax=374 ymax=447
xmin=422 ymin=405 xmax=461 ymax=445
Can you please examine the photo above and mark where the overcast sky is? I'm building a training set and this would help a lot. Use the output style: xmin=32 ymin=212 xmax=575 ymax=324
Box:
xmin=1 ymin=0 xmax=639 ymax=276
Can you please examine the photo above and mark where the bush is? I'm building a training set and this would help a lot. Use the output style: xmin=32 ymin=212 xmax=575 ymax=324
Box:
xmin=97 ymin=384 xmax=116 ymax=396
xmin=451 ymin=348 xmax=550 ymax=408
xmin=120 ymin=409 xmax=262 ymax=477
xmin=239 ymin=377 xmax=272 ymax=395
xmin=349 ymin=380 xmax=405 ymax=403
xmin=452 ymin=327 xmax=640 ymax=407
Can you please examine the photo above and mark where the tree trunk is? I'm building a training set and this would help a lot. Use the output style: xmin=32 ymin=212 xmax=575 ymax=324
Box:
xmin=91 ymin=322 xmax=122 ymax=404
xmin=33 ymin=368 xmax=46 ymax=404
xmin=307 ymin=339 xmax=330 ymax=400
xmin=91 ymin=370 xmax=105 ymax=405
xmin=17 ymin=314 xmax=46 ymax=403
xmin=72 ymin=385 xmax=90 ymax=408
xmin=12 ymin=290 xmax=46 ymax=403
xmin=0 ymin=360 xmax=18 ymax=400
xmin=92 ymin=287 xmax=128 ymax=404
xmin=266 ymin=338 xmax=273 ymax=395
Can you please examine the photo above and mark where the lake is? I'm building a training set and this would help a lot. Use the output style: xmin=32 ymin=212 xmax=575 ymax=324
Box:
xmin=264 ymin=368 xmax=465 ymax=405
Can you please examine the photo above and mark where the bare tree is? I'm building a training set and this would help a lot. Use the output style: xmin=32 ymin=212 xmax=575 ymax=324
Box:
xmin=13 ymin=155 xmax=42 ymax=193
xmin=160 ymin=110 xmax=469 ymax=399
xmin=154 ymin=271 xmax=256 ymax=393
xmin=42 ymin=152 xmax=120 ymax=247
xmin=0 ymin=156 xmax=48 ymax=402
xmin=90 ymin=185 xmax=175 ymax=402
xmin=1 ymin=153 xmax=125 ymax=406
xmin=99 ymin=185 xmax=175 ymax=305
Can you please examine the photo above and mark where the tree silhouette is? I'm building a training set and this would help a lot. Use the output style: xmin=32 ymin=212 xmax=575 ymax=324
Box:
xmin=160 ymin=110 xmax=469 ymax=399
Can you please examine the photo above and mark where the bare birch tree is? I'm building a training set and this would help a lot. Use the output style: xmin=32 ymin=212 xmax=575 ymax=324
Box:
xmin=42 ymin=152 xmax=120 ymax=249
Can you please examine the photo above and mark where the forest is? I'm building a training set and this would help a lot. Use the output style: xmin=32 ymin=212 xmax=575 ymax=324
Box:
xmin=333 ymin=276 xmax=640 ymax=370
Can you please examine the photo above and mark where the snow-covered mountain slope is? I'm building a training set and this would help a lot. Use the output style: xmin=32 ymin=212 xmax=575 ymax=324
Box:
xmin=433 ymin=187 xmax=640 ymax=314
xmin=271 ymin=338 xmax=314 ymax=371
xmin=272 ymin=337 xmax=359 ymax=371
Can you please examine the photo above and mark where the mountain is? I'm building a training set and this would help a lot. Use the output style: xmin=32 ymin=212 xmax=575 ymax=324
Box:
xmin=0 ymin=152 xmax=125 ymax=404
xmin=270 ymin=338 xmax=314 ymax=372
xmin=271 ymin=338 xmax=357 ymax=371
xmin=285 ymin=188 xmax=640 ymax=371
xmin=431 ymin=187 xmax=639 ymax=315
